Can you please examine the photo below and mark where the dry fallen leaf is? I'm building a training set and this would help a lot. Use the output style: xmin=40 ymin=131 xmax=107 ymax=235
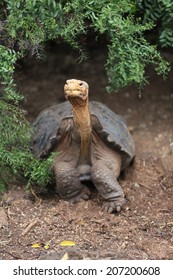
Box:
xmin=31 ymin=243 xmax=42 ymax=248
xmin=77 ymin=219 xmax=85 ymax=225
xmin=31 ymin=243 xmax=49 ymax=249
xmin=60 ymin=240 xmax=76 ymax=247
xmin=44 ymin=244 xmax=50 ymax=250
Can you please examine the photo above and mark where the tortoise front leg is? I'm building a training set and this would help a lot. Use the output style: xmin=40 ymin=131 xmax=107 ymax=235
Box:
xmin=91 ymin=159 xmax=125 ymax=213
xmin=54 ymin=162 xmax=90 ymax=202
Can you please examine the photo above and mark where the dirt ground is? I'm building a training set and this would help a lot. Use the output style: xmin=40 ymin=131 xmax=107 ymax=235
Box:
xmin=0 ymin=44 xmax=173 ymax=260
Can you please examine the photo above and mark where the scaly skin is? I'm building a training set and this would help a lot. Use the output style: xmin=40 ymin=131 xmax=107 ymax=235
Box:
xmin=54 ymin=79 xmax=125 ymax=213
xmin=64 ymin=79 xmax=92 ymax=179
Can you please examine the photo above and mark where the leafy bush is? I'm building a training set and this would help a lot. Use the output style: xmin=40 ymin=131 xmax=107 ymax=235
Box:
xmin=0 ymin=90 xmax=54 ymax=191
xmin=137 ymin=0 xmax=173 ymax=48
xmin=0 ymin=42 xmax=54 ymax=191
xmin=1 ymin=0 xmax=170 ymax=89
xmin=0 ymin=0 xmax=171 ymax=191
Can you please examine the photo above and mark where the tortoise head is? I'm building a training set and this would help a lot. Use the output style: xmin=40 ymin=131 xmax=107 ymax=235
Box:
xmin=64 ymin=79 xmax=89 ymax=106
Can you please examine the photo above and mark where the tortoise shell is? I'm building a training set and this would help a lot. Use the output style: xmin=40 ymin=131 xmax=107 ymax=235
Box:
xmin=31 ymin=101 xmax=135 ymax=168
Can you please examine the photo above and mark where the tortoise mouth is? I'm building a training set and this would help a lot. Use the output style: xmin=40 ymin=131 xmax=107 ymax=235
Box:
xmin=65 ymin=90 xmax=87 ymax=100
xmin=65 ymin=90 xmax=88 ymax=107
xmin=68 ymin=96 xmax=87 ymax=107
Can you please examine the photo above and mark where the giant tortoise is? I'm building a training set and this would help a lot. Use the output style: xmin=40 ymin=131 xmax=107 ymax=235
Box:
xmin=31 ymin=79 xmax=135 ymax=213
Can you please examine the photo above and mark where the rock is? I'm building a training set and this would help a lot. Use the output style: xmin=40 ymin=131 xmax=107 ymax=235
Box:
xmin=39 ymin=248 xmax=84 ymax=260
xmin=0 ymin=207 xmax=8 ymax=227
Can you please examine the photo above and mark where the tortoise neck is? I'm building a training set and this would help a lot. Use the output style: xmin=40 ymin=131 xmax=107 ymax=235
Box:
xmin=72 ymin=99 xmax=92 ymax=170
xmin=72 ymin=100 xmax=91 ymax=132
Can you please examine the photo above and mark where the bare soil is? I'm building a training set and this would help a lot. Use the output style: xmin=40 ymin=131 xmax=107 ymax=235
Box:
xmin=0 ymin=44 xmax=173 ymax=260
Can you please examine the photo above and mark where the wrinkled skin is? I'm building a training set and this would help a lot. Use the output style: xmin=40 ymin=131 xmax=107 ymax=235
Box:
xmin=53 ymin=79 xmax=126 ymax=213
xmin=53 ymin=126 xmax=125 ymax=213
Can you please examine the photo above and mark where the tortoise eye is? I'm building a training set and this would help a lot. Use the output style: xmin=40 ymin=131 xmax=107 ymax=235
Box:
xmin=79 ymin=82 xmax=83 ymax=86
